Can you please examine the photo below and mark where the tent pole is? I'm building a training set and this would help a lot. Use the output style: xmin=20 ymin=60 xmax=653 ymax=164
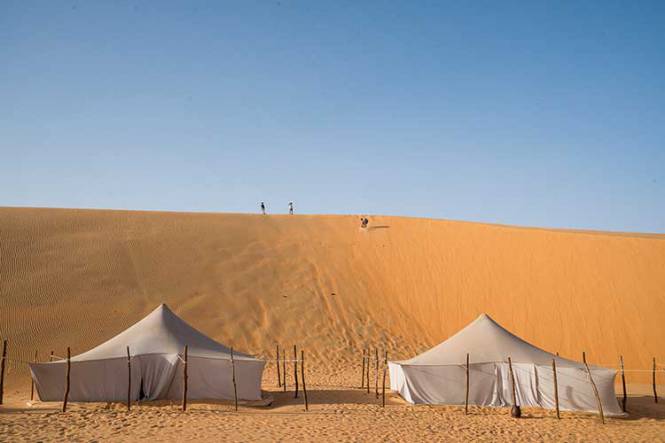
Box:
xmin=293 ymin=345 xmax=299 ymax=399
xmin=375 ymin=348 xmax=379 ymax=399
xmin=382 ymin=351 xmax=388 ymax=408
xmin=508 ymin=357 xmax=521 ymax=418
xmin=366 ymin=347 xmax=370 ymax=394
xmin=62 ymin=347 xmax=71 ymax=412
xmin=30 ymin=349 xmax=38 ymax=401
xmin=653 ymin=357 xmax=658 ymax=403
xmin=552 ymin=358 xmax=560 ymax=419
xmin=465 ymin=353 xmax=469 ymax=415
xmin=126 ymin=346 xmax=131 ymax=411
xmin=620 ymin=356 xmax=627 ymax=412
xmin=276 ymin=345 xmax=281 ymax=387
xmin=301 ymin=350 xmax=308 ymax=411
xmin=282 ymin=351 xmax=287 ymax=392
xmin=231 ymin=347 xmax=238 ymax=411
xmin=360 ymin=348 xmax=366 ymax=389
xmin=582 ymin=356 xmax=605 ymax=424
xmin=182 ymin=345 xmax=188 ymax=412
xmin=0 ymin=339 xmax=7 ymax=405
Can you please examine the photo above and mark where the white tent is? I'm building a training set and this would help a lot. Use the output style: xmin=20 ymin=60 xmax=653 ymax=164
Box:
xmin=389 ymin=314 xmax=623 ymax=416
xmin=30 ymin=304 xmax=265 ymax=402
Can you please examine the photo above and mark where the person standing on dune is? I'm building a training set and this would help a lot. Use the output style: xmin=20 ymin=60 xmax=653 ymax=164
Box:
xmin=288 ymin=201 xmax=294 ymax=215
xmin=260 ymin=202 xmax=266 ymax=215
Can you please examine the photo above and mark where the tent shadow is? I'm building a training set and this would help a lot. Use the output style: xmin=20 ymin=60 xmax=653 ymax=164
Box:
xmin=620 ymin=396 xmax=665 ymax=420
xmin=268 ymin=388 xmax=390 ymax=406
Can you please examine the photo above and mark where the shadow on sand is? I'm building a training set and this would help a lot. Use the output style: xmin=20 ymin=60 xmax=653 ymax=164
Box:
xmin=620 ymin=395 xmax=665 ymax=420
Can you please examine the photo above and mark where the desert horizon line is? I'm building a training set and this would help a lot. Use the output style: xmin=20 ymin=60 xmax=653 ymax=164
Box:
xmin=2 ymin=205 xmax=664 ymax=237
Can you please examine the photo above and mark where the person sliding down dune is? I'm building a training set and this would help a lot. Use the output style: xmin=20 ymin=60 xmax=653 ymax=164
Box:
xmin=360 ymin=217 xmax=369 ymax=228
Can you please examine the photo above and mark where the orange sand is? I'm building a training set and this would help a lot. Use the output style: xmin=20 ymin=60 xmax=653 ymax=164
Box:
xmin=1 ymin=207 xmax=664 ymax=441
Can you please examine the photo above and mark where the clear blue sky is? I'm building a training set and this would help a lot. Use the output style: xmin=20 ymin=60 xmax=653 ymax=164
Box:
xmin=2 ymin=1 xmax=664 ymax=232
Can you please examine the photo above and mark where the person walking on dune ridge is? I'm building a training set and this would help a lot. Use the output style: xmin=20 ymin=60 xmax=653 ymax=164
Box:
xmin=260 ymin=201 xmax=266 ymax=215
xmin=288 ymin=201 xmax=294 ymax=215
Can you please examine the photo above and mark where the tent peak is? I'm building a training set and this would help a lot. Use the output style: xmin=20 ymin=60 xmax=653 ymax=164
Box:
xmin=153 ymin=303 xmax=174 ymax=314
xmin=475 ymin=312 xmax=497 ymax=323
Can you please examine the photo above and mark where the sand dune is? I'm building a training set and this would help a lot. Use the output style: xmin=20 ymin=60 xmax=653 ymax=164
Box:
xmin=1 ymin=207 xmax=665 ymax=441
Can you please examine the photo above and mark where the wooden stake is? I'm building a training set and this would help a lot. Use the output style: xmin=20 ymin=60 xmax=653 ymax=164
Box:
xmin=293 ymin=345 xmax=299 ymax=399
xmin=653 ymin=357 xmax=658 ymax=404
xmin=382 ymin=351 xmax=388 ymax=408
xmin=282 ymin=351 xmax=287 ymax=392
xmin=508 ymin=357 xmax=521 ymax=418
xmin=583 ymin=357 xmax=605 ymax=424
xmin=231 ymin=347 xmax=238 ymax=411
xmin=62 ymin=347 xmax=71 ymax=412
xmin=0 ymin=339 xmax=7 ymax=405
xmin=620 ymin=355 xmax=627 ymax=412
xmin=276 ymin=345 xmax=281 ymax=387
xmin=465 ymin=353 xmax=469 ymax=415
xmin=31 ymin=349 xmax=38 ymax=401
xmin=360 ymin=348 xmax=366 ymax=389
xmin=552 ymin=358 xmax=560 ymax=419
xmin=374 ymin=348 xmax=379 ymax=398
xmin=301 ymin=350 xmax=308 ymax=411
xmin=126 ymin=346 xmax=131 ymax=411
xmin=366 ymin=347 xmax=370 ymax=394
xmin=182 ymin=345 xmax=188 ymax=412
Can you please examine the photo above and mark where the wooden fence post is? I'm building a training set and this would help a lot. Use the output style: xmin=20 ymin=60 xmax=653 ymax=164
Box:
xmin=366 ymin=347 xmax=370 ymax=394
xmin=653 ymin=357 xmax=658 ymax=404
xmin=30 ymin=349 xmax=38 ymax=401
xmin=360 ymin=348 xmax=366 ymax=389
xmin=382 ymin=351 xmax=388 ymax=408
xmin=282 ymin=351 xmax=287 ymax=392
xmin=0 ymin=339 xmax=7 ymax=405
xmin=508 ymin=357 xmax=521 ymax=418
xmin=62 ymin=347 xmax=71 ymax=412
xmin=552 ymin=358 xmax=560 ymax=419
xmin=182 ymin=345 xmax=188 ymax=412
xmin=293 ymin=345 xmax=299 ymax=399
xmin=620 ymin=355 xmax=627 ymax=412
xmin=301 ymin=350 xmax=308 ymax=411
xmin=583 ymin=357 xmax=605 ymax=424
xmin=126 ymin=346 xmax=131 ymax=411
xmin=465 ymin=353 xmax=469 ymax=415
xmin=374 ymin=348 xmax=379 ymax=399
xmin=231 ymin=347 xmax=238 ymax=411
xmin=276 ymin=345 xmax=281 ymax=387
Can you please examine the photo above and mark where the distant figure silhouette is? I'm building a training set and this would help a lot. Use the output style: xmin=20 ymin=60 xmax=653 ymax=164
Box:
xmin=260 ymin=202 xmax=266 ymax=215
xmin=288 ymin=201 xmax=294 ymax=215
xmin=360 ymin=217 xmax=369 ymax=228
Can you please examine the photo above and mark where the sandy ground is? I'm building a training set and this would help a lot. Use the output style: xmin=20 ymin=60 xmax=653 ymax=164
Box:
xmin=2 ymin=207 xmax=665 ymax=441
xmin=2 ymin=372 xmax=665 ymax=442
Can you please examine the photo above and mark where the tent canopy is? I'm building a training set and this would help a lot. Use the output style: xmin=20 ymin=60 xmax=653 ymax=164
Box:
xmin=72 ymin=303 xmax=257 ymax=362
xmin=30 ymin=304 xmax=264 ymax=402
xmin=396 ymin=313 xmax=582 ymax=367
xmin=389 ymin=313 xmax=623 ymax=416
